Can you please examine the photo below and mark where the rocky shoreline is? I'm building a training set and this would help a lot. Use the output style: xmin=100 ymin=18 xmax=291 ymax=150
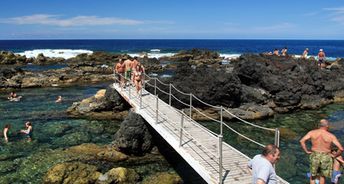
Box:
xmin=2 ymin=49 xmax=344 ymax=183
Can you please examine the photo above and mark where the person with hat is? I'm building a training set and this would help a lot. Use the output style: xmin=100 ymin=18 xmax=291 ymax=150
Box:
xmin=318 ymin=49 xmax=326 ymax=67
xmin=302 ymin=48 xmax=309 ymax=59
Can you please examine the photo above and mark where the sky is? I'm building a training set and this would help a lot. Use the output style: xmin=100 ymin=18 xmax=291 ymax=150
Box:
xmin=0 ymin=0 xmax=344 ymax=39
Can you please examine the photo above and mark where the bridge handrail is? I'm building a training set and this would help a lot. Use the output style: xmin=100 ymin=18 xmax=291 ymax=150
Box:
xmin=138 ymin=91 xmax=219 ymax=159
xmin=192 ymin=94 xmax=222 ymax=109
xmin=171 ymin=94 xmax=191 ymax=107
xmin=222 ymin=108 xmax=275 ymax=131
xmin=222 ymin=122 xmax=265 ymax=147
xmin=116 ymin=72 xmax=279 ymax=144
xmin=113 ymin=72 xmax=283 ymax=183
xmin=144 ymin=74 xmax=275 ymax=146
xmin=171 ymin=83 xmax=192 ymax=96
xmin=156 ymin=77 xmax=170 ymax=86
xmin=192 ymin=106 xmax=222 ymax=124
xmin=155 ymin=86 xmax=170 ymax=96
xmin=144 ymin=74 xmax=276 ymax=132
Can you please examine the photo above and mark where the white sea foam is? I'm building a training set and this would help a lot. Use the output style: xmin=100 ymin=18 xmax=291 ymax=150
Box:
xmin=293 ymin=55 xmax=337 ymax=61
xmin=16 ymin=49 xmax=93 ymax=59
xmin=220 ymin=54 xmax=241 ymax=60
xmin=128 ymin=53 xmax=175 ymax=59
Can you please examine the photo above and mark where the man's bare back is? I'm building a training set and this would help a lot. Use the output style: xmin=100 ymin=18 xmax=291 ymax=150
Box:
xmin=308 ymin=129 xmax=335 ymax=153
xmin=300 ymin=119 xmax=343 ymax=155
xmin=123 ymin=59 xmax=132 ymax=71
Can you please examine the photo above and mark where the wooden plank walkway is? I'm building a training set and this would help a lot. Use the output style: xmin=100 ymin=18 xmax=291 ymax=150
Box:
xmin=112 ymin=83 xmax=289 ymax=184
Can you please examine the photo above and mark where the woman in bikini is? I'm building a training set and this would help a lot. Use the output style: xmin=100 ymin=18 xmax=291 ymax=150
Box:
xmin=133 ymin=64 xmax=144 ymax=94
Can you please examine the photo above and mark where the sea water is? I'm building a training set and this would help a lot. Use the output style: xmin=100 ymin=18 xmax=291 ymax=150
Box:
xmin=0 ymin=83 xmax=175 ymax=183
xmin=1 ymin=39 xmax=344 ymax=60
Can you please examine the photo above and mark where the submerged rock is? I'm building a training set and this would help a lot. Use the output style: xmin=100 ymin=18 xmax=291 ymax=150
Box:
xmin=142 ymin=172 xmax=183 ymax=184
xmin=97 ymin=167 xmax=140 ymax=184
xmin=53 ymin=132 xmax=91 ymax=146
xmin=43 ymin=162 xmax=101 ymax=184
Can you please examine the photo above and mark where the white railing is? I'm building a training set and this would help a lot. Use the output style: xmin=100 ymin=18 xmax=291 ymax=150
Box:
xmin=113 ymin=72 xmax=281 ymax=184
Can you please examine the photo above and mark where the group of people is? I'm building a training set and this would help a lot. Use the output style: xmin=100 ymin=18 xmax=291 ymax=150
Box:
xmin=271 ymin=47 xmax=289 ymax=56
xmin=7 ymin=92 xmax=22 ymax=101
xmin=249 ymin=119 xmax=343 ymax=184
xmin=7 ymin=91 xmax=62 ymax=103
xmin=2 ymin=92 xmax=63 ymax=144
xmin=2 ymin=121 xmax=33 ymax=143
xmin=267 ymin=47 xmax=327 ymax=67
xmin=114 ymin=57 xmax=145 ymax=95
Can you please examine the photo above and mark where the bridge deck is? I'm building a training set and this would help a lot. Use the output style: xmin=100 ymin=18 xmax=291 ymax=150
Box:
xmin=112 ymin=83 xmax=288 ymax=184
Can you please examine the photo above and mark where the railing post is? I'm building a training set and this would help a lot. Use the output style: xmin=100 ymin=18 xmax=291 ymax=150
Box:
xmin=129 ymin=82 xmax=131 ymax=99
xmin=143 ymin=74 xmax=146 ymax=89
xmin=140 ymin=86 xmax=143 ymax=109
xmin=180 ymin=113 xmax=184 ymax=147
xmin=274 ymin=128 xmax=280 ymax=147
xmin=218 ymin=135 xmax=223 ymax=184
xmin=220 ymin=106 xmax=223 ymax=136
xmin=154 ymin=78 xmax=157 ymax=95
xmin=189 ymin=94 xmax=192 ymax=119
xmin=169 ymin=83 xmax=172 ymax=105
xmin=156 ymin=95 xmax=159 ymax=124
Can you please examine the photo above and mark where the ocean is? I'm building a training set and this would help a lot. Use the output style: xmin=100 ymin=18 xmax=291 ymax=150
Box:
xmin=0 ymin=39 xmax=344 ymax=60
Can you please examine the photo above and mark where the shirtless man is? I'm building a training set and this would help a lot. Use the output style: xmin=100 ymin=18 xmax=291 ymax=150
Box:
xmin=131 ymin=58 xmax=139 ymax=84
xmin=114 ymin=59 xmax=125 ymax=87
xmin=123 ymin=59 xmax=132 ymax=85
xmin=318 ymin=49 xmax=326 ymax=67
xmin=300 ymin=119 xmax=344 ymax=184
xmin=273 ymin=49 xmax=279 ymax=56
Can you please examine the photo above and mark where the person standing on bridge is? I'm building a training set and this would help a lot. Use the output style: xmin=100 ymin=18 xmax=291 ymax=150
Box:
xmin=300 ymin=119 xmax=344 ymax=184
xmin=248 ymin=144 xmax=280 ymax=184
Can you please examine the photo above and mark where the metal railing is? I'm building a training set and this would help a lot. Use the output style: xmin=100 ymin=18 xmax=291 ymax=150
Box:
xmin=113 ymin=72 xmax=281 ymax=184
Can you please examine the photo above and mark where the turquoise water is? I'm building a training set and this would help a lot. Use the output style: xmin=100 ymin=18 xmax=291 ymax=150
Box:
xmin=21 ymin=64 xmax=68 ymax=71
xmin=200 ymin=103 xmax=344 ymax=183
xmin=0 ymin=83 xmax=174 ymax=184
xmin=1 ymin=83 xmax=344 ymax=183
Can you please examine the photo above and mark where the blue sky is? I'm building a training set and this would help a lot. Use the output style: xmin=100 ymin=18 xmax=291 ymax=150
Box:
xmin=0 ymin=0 xmax=344 ymax=39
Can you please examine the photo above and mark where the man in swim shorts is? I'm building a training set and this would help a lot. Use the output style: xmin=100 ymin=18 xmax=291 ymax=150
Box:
xmin=300 ymin=119 xmax=344 ymax=184
xmin=123 ymin=59 xmax=132 ymax=85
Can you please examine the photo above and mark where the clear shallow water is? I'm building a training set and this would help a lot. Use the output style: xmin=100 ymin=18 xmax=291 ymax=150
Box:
xmin=200 ymin=103 xmax=344 ymax=183
xmin=21 ymin=64 xmax=68 ymax=71
xmin=0 ymin=83 xmax=176 ymax=184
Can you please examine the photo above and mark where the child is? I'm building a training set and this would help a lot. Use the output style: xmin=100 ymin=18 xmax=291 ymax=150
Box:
xmin=331 ymin=147 xmax=344 ymax=184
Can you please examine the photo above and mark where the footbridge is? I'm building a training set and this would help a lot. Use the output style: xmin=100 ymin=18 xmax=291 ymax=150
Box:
xmin=112 ymin=73 xmax=289 ymax=184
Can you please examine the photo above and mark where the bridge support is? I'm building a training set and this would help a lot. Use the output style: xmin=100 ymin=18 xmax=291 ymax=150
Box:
xmin=129 ymin=83 xmax=131 ymax=99
xmin=189 ymin=94 xmax=192 ymax=118
xmin=156 ymin=95 xmax=159 ymax=124
xmin=274 ymin=128 xmax=280 ymax=147
xmin=154 ymin=78 xmax=157 ymax=95
xmin=169 ymin=83 xmax=172 ymax=105
xmin=180 ymin=113 xmax=184 ymax=147
xmin=218 ymin=135 xmax=223 ymax=184
xmin=140 ymin=87 xmax=142 ymax=109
